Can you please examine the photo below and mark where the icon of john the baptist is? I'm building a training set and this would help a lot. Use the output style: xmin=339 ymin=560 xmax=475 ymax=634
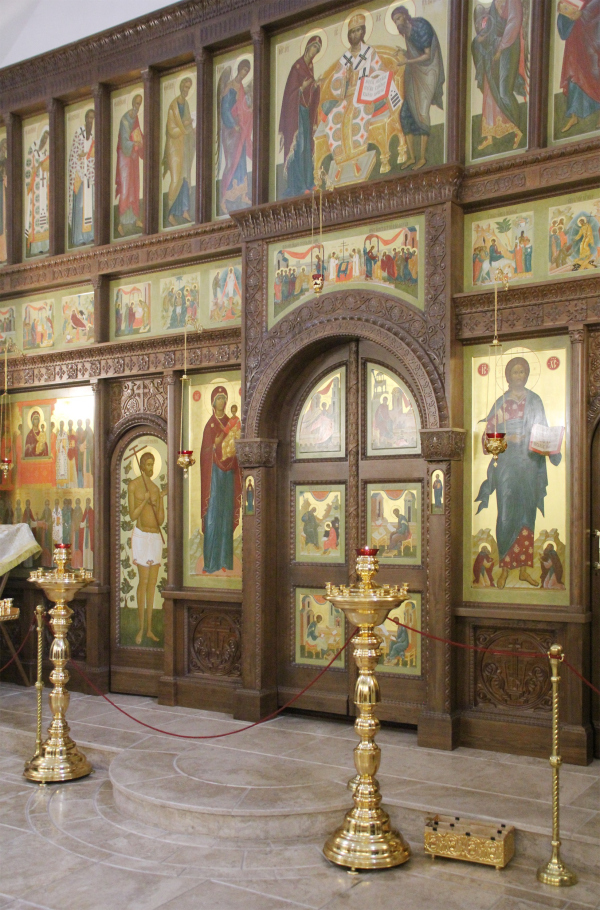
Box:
xmin=200 ymin=387 xmax=242 ymax=575
xmin=475 ymin=356 xmax=562 ymax=589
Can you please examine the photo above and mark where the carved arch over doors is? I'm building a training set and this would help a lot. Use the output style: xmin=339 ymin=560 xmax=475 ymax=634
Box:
xmin=244 ymin=306 xmax=448 ymax=439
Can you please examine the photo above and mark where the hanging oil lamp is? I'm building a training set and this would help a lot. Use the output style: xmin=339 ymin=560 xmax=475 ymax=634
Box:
xmin=177 ymin=315 xmax=201 ymax=476
xmin=483 ymin=267 xmax=511 ymax=467
xmin=0 ymin=339 xmax=13 ymax=480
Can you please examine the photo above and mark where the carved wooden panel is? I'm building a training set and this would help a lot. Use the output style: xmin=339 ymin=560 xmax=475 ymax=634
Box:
xmin=474 ymin=628 xmax=554 ymax=712
xmin=188 ymin=608 xmax=241 ymax=677
xmin=109 ymin=378 xmax=168 ymax=427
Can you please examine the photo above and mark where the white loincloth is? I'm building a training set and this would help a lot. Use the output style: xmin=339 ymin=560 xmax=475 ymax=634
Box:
xmin=132 ymin=526 xmax=162 ymax=566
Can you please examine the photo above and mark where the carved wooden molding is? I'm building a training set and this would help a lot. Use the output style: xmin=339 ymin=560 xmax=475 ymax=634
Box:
xmin=6 ymin=330 xmax=241 ymax=390
xmin=236 ymin=439 xmax=278 ymax=468
xmin=232 ymin=166 xmax=462 ymax=242
xmin=106 ymin=413 xmax=167 ymax=457
xmin=461 ymin=138 xmax=600 ymax=204
xmin=455 ymin=276 xmax=600 ymax=342
xmin=420 ymin=429 xmax=465 ymax=462
xmin=0 ymin=222 xmax=240 ymax=296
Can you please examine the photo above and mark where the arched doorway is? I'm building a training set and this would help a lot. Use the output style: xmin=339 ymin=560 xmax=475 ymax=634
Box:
xmin=275 ymin=338 xmax=427 ymax=720
xmin=110 ymin=423 xmax=168 ymax=696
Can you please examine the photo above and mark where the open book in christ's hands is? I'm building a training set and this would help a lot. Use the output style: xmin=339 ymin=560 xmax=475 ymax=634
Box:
xmin=529 ymin=424 xmax=565 ymax=456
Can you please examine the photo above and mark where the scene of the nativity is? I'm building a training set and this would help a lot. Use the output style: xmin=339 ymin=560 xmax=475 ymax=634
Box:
xmin=0 ymin=0 xmax=599 ymax=908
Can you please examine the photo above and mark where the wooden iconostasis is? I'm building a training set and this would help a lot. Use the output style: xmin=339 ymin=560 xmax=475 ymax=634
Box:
xmin=0 ymin=0 xmax=599 ymax=764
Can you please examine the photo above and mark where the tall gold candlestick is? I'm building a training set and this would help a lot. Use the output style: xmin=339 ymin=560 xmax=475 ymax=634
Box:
xmin=323 ymin=547 xmax=411 ymax=870
xmin=24 ymin=545 xmax=95 ymax=783
xmin=536 ymin=644 xmax=577 ymax=887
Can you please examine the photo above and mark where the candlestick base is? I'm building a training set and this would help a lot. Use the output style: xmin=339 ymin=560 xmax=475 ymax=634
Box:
xmin=24 ymin=737 xmax=92 ymax=783
xmin=324 ymin=795 xmax=410 ymax=869
xmin=537 ymin=853 xmax=577 ymax=887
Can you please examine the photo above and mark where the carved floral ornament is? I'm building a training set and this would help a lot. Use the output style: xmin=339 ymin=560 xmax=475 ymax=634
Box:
xmin=419 ymin=429 xmax=465 ymax=462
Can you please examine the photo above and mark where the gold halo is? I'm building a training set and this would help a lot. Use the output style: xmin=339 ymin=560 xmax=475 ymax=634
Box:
xmin=385 ymin=0 xmax=416 ymax=36
xmin=495 ymin=346 xmax=541 ymax=392
xmin=26 ymin=407 xmax=44 ymax=430
xmin=301 ymin=28 xmax=328 ymax=64
xmin=342 ymin=8 xmax=373 ymax=47
xmin=129 ymin=443 xmax=163 ymax=481
xmin=234 ymin=53 xmax=254 ymax=84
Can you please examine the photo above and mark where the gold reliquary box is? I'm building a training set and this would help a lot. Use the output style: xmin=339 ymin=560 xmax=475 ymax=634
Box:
xmin=424 ymin=815 xmax=515 ymax=870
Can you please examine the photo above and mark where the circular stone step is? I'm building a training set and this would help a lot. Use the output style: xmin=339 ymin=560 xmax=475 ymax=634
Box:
xmin=110 ymin=741 xmax=353 ymax=841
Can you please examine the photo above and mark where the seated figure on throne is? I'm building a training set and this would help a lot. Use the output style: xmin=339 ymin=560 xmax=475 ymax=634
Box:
xmin=314 ymin=13 xmax=407 ymax=187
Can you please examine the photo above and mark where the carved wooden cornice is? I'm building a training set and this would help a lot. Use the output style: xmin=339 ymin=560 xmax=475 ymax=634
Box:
xmin=0 ymin=222 xmax=240 ymax=297
xmin=232 ymin=166 xmax=463 ymax=241
xmin=460 ymin=137 xmax=600 ymax=206
xmin=420 ymin=428 xmax=465 ymax=461
xmin=455 ymin=275 xmax=600 ymax=342
xmin=6 ymin=328 xmax=241 ymax=390
xmin=235 ymin=438 xmax=278 ymax=468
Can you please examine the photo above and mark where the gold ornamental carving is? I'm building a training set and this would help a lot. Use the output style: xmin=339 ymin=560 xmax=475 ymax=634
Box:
xmin=424 ymin=815 xmax=514 ymax=870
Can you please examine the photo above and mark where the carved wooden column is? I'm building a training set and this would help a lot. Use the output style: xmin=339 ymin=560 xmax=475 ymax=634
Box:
xmin=3 ymin=113 xmax=22 ymax=265
xmin=83 ymin=378 xmax=111 ymax=693
xmin=92 ymin=275 xmax=110 ymax=344
xmin=446 ymin=0 xmax=468 ymax=164
xmin=251 ymin=26 xmax=269 ymax=206
xmin=159 ymin=371 xmax=182 ymax=705
xmin=142 ymin=67 xmax=160 ymax=236
xmin=528 ymin=0 xmax=552 ymax=150
xmin=47 ymin=98 xmax=65 ymax=257
xmin=234 ymin=438 xmax=278 ymax=721
xmin=93 ymin=83 xmax=111 ymax=247
xmin=195 ymin=48 xmax=212 ymax=225
xmin=570 ymin=328 xmax=587 ymax=610
xmin=418 ymin=428 xmax=466 ymax=751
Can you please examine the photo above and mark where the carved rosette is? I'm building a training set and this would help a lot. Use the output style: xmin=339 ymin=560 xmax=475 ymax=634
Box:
xmin=474 ymin=629 xmax=553 ymax=712
xmin=420 ymin=428 xmax=465 ymax=461
xmin=188 ymin=609 xmax=241 ymax=677
xmin=235 ymin=438 xmax=278 ymax=469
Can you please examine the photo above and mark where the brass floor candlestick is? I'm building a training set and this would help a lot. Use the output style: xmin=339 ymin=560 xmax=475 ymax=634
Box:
xmin=24 ymin=545 xmax=95 ymax=783
xmin=324 ymin=547 xmax=411 ymax=870
xmin=536 ymin=644 xmax=577 ymax=887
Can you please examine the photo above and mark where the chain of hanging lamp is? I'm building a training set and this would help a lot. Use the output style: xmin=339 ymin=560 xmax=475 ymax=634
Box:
xmin=177 ymin=315 xmax=201 ymax=475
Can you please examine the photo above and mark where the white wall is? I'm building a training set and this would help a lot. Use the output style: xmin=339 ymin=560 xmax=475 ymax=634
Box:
xmin=0 ymin=0 xmax=186 ymax=69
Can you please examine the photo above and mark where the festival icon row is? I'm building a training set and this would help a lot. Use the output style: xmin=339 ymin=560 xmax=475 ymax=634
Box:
xmin=294 ymin=588 xmax=422 ymax=677
xmin=467 ymin=188 xmax=600 ymax=289
xmin=294 ymin=483 xmax=422 ymax=566
xmin=0 ymin=258 xmax=242 ymax=353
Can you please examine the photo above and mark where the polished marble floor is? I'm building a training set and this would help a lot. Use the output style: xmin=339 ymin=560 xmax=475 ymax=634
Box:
xmin=0 ymin=681 xmax=599 ymax=910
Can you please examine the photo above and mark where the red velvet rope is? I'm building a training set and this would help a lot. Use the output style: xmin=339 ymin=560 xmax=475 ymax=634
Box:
xmin=68 ymin=628 xmax=357 ymax=740
xmin=0 ymin=618 xmax=35 ymax=674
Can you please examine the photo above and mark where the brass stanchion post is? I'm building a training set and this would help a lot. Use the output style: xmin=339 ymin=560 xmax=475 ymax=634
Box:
xmin=536 ymin=644 xmax=577 ymax=887
xmin=34 ymin=604 xmax=45 ymax=759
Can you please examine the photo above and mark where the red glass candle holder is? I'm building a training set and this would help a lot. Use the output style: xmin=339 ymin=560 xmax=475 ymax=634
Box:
xmin=357 ymin=547 xmax=379 ymax=557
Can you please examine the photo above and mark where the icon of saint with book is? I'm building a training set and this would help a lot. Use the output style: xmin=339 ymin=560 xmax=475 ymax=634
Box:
xmin=475 ymin=356 xmax=564 ymax=590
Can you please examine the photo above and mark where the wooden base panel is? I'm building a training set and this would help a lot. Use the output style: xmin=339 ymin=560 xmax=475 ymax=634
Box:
xmin=110 ymin=667 xmax=162 ymax=698
xmin=234 ymin=687 xmax=279 ymax=722
xmin=417 ymin=712 xmax=460 ymax=751
xmin=459 ymin=714 xmax=593 ymax=766
xmin=171 ymin=677 xmax=241 ymax=714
